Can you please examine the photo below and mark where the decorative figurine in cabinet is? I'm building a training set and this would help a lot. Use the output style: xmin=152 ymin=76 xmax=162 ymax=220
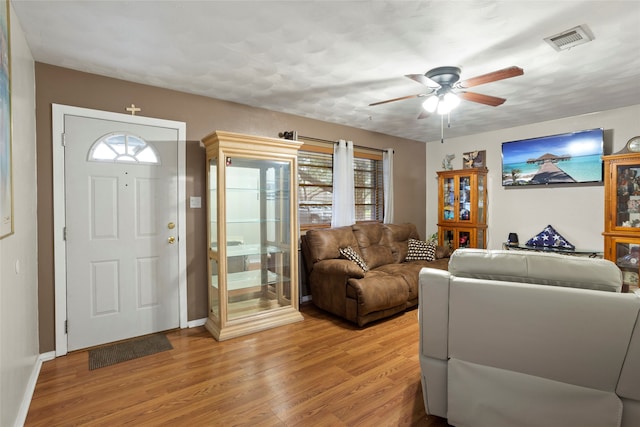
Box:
xmin=603 ymin=149 xmax=640 ymax=293
xmin=437 ymin=167 xmax=488 ymax=250
xmin=203 ymin=131 xmax=303 ymax=340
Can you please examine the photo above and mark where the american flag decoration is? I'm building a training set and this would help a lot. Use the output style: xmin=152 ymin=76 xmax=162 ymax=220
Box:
xmin=526 ymin=225 xmax=575 ymax=249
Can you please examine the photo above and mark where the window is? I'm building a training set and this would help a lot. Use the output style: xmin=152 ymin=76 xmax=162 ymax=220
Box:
xmin=298 ymin=150 xmax=333 ymax=227
xmin=88 ymin=133 xmax=160 ymax=164
xmin=298 ymin=144 xmax=383 ymax=229
xmin=354 ymin=156 xmax=384 ymax=222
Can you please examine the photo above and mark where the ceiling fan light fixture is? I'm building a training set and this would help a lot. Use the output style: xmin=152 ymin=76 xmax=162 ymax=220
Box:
xmin=441 ymin=92 xmax=460 ymax=113
xmin=422 ymin=95 xmax=439 ymax=113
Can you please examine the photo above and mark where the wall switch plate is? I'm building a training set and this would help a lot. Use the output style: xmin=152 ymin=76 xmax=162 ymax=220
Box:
xmin=190 ymin=196 xmax=202 ymax=209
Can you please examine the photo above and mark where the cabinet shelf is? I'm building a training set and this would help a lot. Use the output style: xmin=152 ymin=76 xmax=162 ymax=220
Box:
xmin=211 ymin=270 xmax=289 ymax=291
xmin=211 ymin=219 xmax=288 ymax=225
xmin=210 ymin=244 xmax=285 ymax=257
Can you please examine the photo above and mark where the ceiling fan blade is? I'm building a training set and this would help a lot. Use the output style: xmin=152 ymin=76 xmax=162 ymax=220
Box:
xmin=459 ymin=91 xmax=507 ymax=107
xmin=369 ymin=93 xmax=426 ymax=106
xmin=417 ymin=110 xmax=431 ymax=120
xmin=405 ymin=74 xmax=441 ymax=89
xmin=456 ymin=66 xmax=524 ymax=88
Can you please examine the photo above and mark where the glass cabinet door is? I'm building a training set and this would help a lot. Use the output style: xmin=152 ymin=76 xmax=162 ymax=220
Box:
xmin=458 ymin=175 xmax=471 ymax=222
xmin=477 ymin=174 xmax=486 ymax=223
xmin=609 ymin=238 xmax=640 ymax=293
xmin=477 ymin=228 xmax=486 ymax=249
xmin=441 ymin=228 xmax=454 ymax=249
xmin=209 ymin=157 xmax=219 ymax=320
xmin=209 ymin=156 xmax=294 ymax=322
xmin=443 ymin=176 xmax=455 ymax=221
xmin=441 ymin=227 xmax=475 ymax=250
xmin=458 ymin=229 xmax=472 ymax=248
xmin=224 ymin=158 xmax=292 ymax=321
xmin=613 ymin=164 xmax=640 ymax=229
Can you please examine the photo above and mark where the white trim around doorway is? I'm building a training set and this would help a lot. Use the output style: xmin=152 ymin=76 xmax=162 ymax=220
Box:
xmin=51 ymin=104 xmax=188 ymax=356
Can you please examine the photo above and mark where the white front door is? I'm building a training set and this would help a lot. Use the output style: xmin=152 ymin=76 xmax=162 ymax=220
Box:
xmin=52 ymin=105 xmax=187 ymax=354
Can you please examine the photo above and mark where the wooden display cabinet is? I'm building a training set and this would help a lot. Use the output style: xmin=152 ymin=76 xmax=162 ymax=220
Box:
xmin=603 ymin=152 xmax=640 ymax=293
xmin=437 ymin=167 xmax=488 ymax=250
xmin=203 ymin=131 xmax=303 ymax=340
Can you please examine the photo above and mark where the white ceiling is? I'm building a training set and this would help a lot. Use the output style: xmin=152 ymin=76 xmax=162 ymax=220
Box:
xmin=11 ymin=0 xmax=640 ymax=142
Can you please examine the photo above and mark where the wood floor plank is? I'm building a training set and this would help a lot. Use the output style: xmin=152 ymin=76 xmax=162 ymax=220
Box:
xmin=25 ymin=304 xmax=451 ymax=426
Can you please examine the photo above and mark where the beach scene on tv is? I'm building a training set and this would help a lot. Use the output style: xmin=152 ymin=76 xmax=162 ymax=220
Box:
xmin=501 ymin=129 xmax=604 ymax=186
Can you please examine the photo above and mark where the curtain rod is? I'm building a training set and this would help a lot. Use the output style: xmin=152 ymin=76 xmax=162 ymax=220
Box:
xmin=278 ymin=131 xmax=391 ymax=153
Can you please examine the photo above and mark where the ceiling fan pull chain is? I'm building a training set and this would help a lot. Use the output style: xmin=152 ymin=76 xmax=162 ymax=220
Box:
xmin=441 ymin=115 xmax=445 ymax=143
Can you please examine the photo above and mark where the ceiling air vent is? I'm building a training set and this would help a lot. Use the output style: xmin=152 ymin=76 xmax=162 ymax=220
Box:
xmin=544 ymin=25 xmax=594 ymax=51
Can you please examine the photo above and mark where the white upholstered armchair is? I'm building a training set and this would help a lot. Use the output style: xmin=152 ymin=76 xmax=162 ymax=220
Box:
xmin=418 ymin=249 xmax=640 ymax=427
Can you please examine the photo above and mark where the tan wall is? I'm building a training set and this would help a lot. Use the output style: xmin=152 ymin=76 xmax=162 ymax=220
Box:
xmin=35 ymin=63 xmax=427 ymax=352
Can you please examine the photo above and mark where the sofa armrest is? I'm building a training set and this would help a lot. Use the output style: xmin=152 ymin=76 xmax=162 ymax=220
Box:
xmin=309 ymin=259 xmax=366 ymax=320
xmin=312 ymin=259 xmax=366 ymax=279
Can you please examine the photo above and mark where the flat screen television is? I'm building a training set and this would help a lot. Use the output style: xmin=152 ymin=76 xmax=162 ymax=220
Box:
xmin=501 ymin=128 xmax=604 ymax=186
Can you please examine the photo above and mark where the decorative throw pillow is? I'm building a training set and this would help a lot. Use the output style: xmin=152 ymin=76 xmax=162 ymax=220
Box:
xmin=339 ymin=247 xmax=369 ymax=272
xmin=405 ymin=238 xmax=437 ymax=261
xmin=525 ymin=225 xmax=575 ymax=249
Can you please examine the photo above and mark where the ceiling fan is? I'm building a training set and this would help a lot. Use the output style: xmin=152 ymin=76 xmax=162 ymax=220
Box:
xmin=370 ymin=66 xmax=524 ymax=119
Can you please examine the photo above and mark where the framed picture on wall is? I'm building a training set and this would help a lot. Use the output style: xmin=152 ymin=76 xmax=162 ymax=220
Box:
xmin=462 ymin=150 xmax=486 ymax=169
xmin=0 ymin=0 xmax=12 ymax=239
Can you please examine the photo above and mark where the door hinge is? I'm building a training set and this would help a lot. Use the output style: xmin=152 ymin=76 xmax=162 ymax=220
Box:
xmin=65 ymin=320 xmax=68 ymax=334
xmin=63 ymin=227 xmax=67 ymax=241
xmin=61 ymin=133 xmax=66 ymax=146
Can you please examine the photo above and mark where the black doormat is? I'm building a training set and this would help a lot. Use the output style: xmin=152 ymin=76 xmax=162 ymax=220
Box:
xmin=88 ymin=333 xmax=173 ymax=370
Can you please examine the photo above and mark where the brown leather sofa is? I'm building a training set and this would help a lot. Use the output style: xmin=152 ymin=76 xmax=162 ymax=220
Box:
xmin=301 ymin=222 xmax=450 ymax=326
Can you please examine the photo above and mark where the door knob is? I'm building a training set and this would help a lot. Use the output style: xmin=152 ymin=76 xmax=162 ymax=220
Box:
xmin=168 ymin=236 xmax=176 ymax=244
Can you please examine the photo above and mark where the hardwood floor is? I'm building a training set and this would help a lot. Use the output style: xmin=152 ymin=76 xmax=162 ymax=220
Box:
xmin=26 ymin=304 xmax=451 ymax=426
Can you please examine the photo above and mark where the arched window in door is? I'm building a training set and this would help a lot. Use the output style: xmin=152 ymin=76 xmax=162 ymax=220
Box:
xmin=88 ymin=132 xmax=160 ymax=164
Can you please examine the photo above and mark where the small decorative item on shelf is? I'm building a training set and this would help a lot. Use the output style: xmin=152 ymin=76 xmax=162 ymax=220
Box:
xmin=525 ymin=224 xmax=575 ymax=249
xmin=442 ymin=154 xmax=455 ymax=170
xmin=507 ymin=232 xmax=519 ymax=246
xmin=614 ymin=136 xmax=640 ymax=154
xmin=462 ymin=150 xmax=486 ymax=169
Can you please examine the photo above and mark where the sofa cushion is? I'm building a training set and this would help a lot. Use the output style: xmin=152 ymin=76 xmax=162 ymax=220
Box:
xmin=435 ymin=245 xmax=452 ymax=259
xmin=339 ymin=246 xmax=369 ymax=272
xmin=383 ymin=223 xmax=421 ymax=263
xmin=406 ymin=238 xmax=437 ymax=261
xmin=352 ymin=223 xmax=394 ymax=269
xmin=304 ymin=226 xmax=359 ymax=263
xmin=376 ymin=259 xmax=449 ymax=306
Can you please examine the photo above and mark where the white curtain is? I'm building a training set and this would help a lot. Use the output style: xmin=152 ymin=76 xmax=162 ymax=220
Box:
xmin=383 ymin=148 xmax=394 ymax=224
xmin=332 ymin=140 xmax=355 ymax=227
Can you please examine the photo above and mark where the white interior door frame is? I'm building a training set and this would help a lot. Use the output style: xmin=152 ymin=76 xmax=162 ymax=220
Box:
xmin=52 ymin=104 xmax=188 ymax=356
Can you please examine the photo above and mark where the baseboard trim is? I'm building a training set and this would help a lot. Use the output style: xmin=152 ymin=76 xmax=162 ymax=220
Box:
xmin=16 ymin=351 xmax=55 ymax=426
xmin=187 ymin=318 xmax=207 ymax=328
